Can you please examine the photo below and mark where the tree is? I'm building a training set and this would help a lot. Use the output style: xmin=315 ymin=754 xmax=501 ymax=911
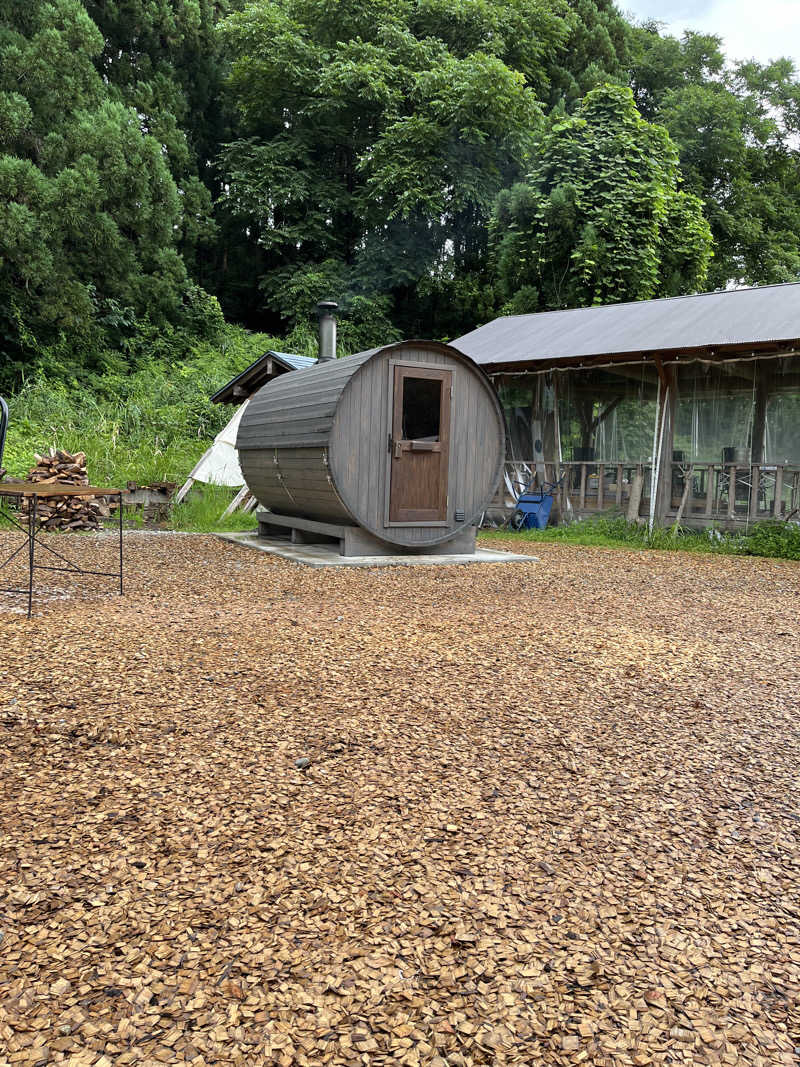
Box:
xmin=82 ymin=0 xmax=226 ymax=287
xmin=545 ymin=0 xmax=629 ymax=108
xmin=218 ymin=0 xmax=580 ymax=342
xmin=628 ymin=24 xmax=800 ymax=289
xmin=0 ymin=0 xmax=222 ymax=385
xmin=489 ymin=84 xmax=713 ymax=312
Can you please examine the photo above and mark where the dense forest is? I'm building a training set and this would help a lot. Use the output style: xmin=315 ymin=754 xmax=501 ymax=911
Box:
xmin=2 ymin=0 xmax=800 ymax=393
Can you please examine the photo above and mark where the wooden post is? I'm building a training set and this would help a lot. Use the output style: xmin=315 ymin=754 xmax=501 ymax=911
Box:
xmin=653 ymin=363 xmax=676 ymax=526
xmin=704 ymin=464 xmax=714 ymax=518
xmin=751 ymin=369 xmax=770 ymax=465
xmin=648 ymin=376 xmax=665 ymax=533
xmin=615 ymin=463 xmax=623 ymax=508
xmin=597 ymin=464 xmax=605 ymax=510
xmin=174 ymin=476 xmax=195 ymax=505
xmin=221 ymin=485 xmax=251 ymax=518
xmin=774 ymin=466 xmax=784 ymax=519
xmin=727 ymin=467 xmax=737 ymax=520
xmin=626 ymin=467 xmax=644 ymax=523
xmin=579 ymin=464 xmax=586 ymax=511
xmin=673 ymin=464 xmax=694 ymax=528
xmin=539 ymin=373 xmax=559 ymax=484
xmin=749 ymin=464 xmax=760 ymax=521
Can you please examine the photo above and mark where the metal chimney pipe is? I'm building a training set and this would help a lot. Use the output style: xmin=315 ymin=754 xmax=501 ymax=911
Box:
xmin=316 ymin=301 xmax=338 ymax=362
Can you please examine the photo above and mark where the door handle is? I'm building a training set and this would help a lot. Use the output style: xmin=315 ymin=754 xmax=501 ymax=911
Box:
xmin=394 ymin=440 xmax=403 ymax=459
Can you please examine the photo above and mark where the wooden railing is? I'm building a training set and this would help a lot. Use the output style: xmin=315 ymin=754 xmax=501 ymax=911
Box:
xmin=497 ymin=461 xmax=650 ymax=518
xmin=494 ymin=460 xmax=800 ymax=526
xmin=665 ymin=462 xmax=800 ymax=522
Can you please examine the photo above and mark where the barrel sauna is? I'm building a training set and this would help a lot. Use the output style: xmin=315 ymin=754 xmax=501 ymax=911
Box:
xmin=236 ymin=341 xmax=505 ymax=555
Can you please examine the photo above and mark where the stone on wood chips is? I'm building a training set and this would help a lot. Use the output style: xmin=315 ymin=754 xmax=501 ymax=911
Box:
xmin=0 ymin=532 xmax=798 ymax=1065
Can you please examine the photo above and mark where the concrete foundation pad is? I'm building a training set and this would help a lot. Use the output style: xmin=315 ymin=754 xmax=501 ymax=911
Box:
xmin=218 ymin=532 xmax=536 ymax=568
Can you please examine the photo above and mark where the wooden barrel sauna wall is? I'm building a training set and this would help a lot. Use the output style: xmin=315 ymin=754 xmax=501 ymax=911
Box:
xmin=236 ymin=341 xmax=506 ymax=548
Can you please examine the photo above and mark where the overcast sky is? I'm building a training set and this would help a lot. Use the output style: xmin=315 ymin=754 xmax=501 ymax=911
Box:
xmin=623 ymin=0 xmax=800 ymax=69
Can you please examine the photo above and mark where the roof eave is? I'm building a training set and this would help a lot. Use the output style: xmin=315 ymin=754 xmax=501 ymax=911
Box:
xmin=477 ymin=339 xmax=800 ymax=375
xmin=210 ymin=351 xmax=307 ymax=404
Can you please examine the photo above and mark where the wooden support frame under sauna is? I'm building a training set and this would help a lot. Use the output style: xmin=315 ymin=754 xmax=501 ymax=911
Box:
xmin=236 ymin=341 xmax=506 ymax=556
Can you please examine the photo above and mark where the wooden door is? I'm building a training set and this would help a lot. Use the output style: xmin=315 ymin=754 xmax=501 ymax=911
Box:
xmin=388 ymin=365 xmax=451 ymax=523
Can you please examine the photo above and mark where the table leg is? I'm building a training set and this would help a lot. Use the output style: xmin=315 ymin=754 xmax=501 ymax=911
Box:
xmin=119 ymin=491 xmax=123 ymax=594
xmin=28 ymin=493 xmax=36 ymax=618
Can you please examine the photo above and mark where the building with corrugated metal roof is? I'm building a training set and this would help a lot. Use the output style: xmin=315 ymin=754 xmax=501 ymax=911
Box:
xmin=453 ymin=282 xmax=800 ymax=529
xmin=211 ymin=350 xmax=316 ymax=405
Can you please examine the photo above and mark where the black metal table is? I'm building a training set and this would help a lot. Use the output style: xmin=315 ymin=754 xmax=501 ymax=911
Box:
xmin=0 ymin=483 xmax=123 ymax=617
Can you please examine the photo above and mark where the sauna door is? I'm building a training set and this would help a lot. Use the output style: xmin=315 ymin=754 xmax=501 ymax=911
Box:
xmin=388 ymin=364 xmax=451 ymax=523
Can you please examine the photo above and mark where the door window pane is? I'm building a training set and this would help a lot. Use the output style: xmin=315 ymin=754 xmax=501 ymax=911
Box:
xmin=402 ymin=377 xmax=441 ymax=440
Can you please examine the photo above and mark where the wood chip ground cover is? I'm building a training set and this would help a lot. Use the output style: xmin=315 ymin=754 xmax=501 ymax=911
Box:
xmin=0 ymin=531 xmax=798 ymax=1066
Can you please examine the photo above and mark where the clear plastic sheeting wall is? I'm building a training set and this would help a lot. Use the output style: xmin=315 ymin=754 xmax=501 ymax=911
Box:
xmin=493 ymin=354 xmax=800 ymax=526
xmin=767 ymin=393 xmax=800 ymax=463
xmin=557 ymin=366 xmax=659 ymax=462
xmin=496 ymin=366 xmax=660 ymax=464
xmin=497 ymin=375 xmax=553 ymax=461
xmin=673 ymin=356 xmax=800 ymax=464
xmin=496 ymin=357 xmax=800 ymax=466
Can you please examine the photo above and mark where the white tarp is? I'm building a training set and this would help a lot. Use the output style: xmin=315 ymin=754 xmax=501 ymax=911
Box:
xmin=187 ymin=400 xmax=248 ymax=488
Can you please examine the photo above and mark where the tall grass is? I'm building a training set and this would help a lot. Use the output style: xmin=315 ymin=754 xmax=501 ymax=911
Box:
xmin=2 ymin=327 xmax=280 ymax=487
xmin=170 ymin=485 xmax=258 ymax=533
xmin=2 ymin=327 xmax=280 ymax=531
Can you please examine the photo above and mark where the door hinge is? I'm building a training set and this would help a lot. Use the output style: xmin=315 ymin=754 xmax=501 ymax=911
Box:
xmin=388 ymin=433 xmax=393 ymax=454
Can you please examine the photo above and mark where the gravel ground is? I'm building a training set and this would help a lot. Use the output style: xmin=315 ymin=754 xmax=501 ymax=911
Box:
xmin=1 ymin=531 xmax=798 ymax=1066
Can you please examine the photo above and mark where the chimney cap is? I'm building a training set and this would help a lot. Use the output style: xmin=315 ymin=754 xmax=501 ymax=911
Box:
xmin=316 ymin=300 xmax=338 ymax=314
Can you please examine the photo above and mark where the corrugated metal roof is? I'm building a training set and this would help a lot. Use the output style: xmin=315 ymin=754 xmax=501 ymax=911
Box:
xmin=271 ymin=352 xmax=317 ymax=371
xmin=453 ymin=282 xmax=800 ymax=370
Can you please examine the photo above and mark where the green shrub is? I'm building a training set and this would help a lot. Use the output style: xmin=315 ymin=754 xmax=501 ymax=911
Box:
xmin=482 ymin=516 xmax=800 ymax=561
xmin=741 ymin=521 xmax=800 ymax=561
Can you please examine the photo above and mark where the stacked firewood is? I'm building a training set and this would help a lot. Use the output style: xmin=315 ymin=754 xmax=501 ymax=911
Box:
xmin=21 ymin=449 xmax=115 ymax=531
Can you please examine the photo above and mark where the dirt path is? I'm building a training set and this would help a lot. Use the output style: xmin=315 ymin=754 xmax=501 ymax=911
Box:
xmin=1 ymin=533 xmax=798 ymax=1065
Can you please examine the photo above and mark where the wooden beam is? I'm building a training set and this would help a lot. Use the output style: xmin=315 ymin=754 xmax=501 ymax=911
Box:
xmin=626 ymin=467 xmax=644 ymax=523
xmin=652 ymin=354 xmax=670 ymax=391
xmin=174 ymin=477 xmax=195 ymax=505
xmin=749 ymin=465 xmax=760 ymax=521
xmin=751 ymin=370 xmax=771 ymax=464
xmin=221 ymin=485 xmax=250 ymax=519
xmin=774 ymin=466 xmax=784 ymax=519
xmin=590 ymin=397 xmax=623 ymax=432
xmin=727 ymin=467 xmax=737 ymax=520
xmin=705 ymin=466 xmax=714 ymax=517
xmin=654 ymin=366 xmax=676 ymax=525
xmin=673 ymin=465 xmax=694 ymax=528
